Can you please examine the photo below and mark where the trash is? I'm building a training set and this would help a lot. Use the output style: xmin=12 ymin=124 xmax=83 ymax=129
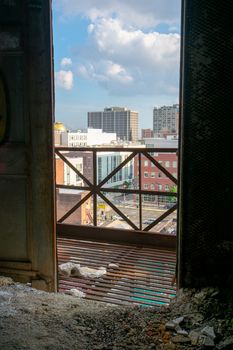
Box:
xmin=189 ymin=330 xmax=200 ymax=345
xmin=108 ymin=263 xmax=119 ymax=269
xmin=171 ymin=334 xmax=191 ymax=343
xmin=199 ymin=334 xmax=215 ymax=347
xmin=201 ymin=325 xmax=216 ymax=339
xmin=58 ymin=262 xmax=80 ymax=277
xmin=59 ymin=262 xmax=107 ymax=279
xmin=78 ymin=266 xmax=107 ymax=279
xmin=66 ymin=288 xmax=86 ymax=298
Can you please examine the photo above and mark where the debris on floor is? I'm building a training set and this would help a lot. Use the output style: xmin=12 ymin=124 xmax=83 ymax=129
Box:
xmin=0 ymin=277 xmax=232 ymax=350
xmin=59 ymin=262 xmax=107 ymax=279
xmin=0 ymin=276 xmax=14 ymax=286
xmin=66 ymin=288 xmax=86 ymax=298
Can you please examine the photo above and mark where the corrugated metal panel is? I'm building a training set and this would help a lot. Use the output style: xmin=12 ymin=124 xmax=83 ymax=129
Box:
xmin=58 ymin=238 xmax=176 ymax=307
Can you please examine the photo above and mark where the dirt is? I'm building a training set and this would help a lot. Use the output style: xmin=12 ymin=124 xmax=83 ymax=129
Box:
xmin=0 ymin=277 xmax=232 ymax=350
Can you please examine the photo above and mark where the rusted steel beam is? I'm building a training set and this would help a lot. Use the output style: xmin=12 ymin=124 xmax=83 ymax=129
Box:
xmin=57 ymin=191 xmax=92 ymax=223
xmin=57 ymin=184 xmax=178 ymax=197
xmin=143 ymin=151 xmax=178 ymax=185
xmin=98 ymin=191 xmax=139 ymax=230
xmin=55 ymin=149 xmax=92 ymax=187
xmin=56 ymin=147 xmax=178 ymax=153
xmin=57 ymin=223 xmax=176 ymax=250
xmin=139 ymin=153 xmax=142 ymax=231
xmin=93 ymin=150 xmax=97 ymax=226
xmin=98 ymin=152 xmax=136 ymax=188
xmin=143 ymin=204 xmax=178 ymax=231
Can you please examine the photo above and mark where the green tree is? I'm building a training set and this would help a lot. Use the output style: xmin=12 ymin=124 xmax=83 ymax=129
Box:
xmin=168 ymin=185 xmax=177 ymax=203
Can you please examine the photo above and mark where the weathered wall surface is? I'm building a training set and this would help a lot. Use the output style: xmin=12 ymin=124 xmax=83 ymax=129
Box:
xmin=0 ymin=0 xmax=56 ymax=291
xmin=178 ymin=0 xmax=233 ymax=287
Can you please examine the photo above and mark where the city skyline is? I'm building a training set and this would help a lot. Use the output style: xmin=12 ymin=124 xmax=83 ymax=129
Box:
xmin=53 ymin=1 xmax=181 ymax=130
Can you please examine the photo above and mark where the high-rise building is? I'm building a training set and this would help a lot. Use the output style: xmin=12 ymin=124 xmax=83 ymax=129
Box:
xmin=88 ymin=107 xmax=139 ymax=142
xmin=153 ymin=104 xmax=179 ymax=136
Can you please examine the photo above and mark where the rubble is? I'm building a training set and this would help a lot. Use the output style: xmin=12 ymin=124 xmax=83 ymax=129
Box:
xmin=217 ymin=336 xmax=233 ymax=349
xmin=58 ymin=262 xmax=107 ymax=278
xmin=108 ymin=263 xmax=119 ymax=269
xmin=0 ymin=280 xmax=232 ymax=349
xmin=66 ymin=288 xmax=86 ymax=298
xmin=201 ymin=325 xmax=216 ymax=340
xmin=0 ymin=276 xmax=14 ymax=286
xmin=58 ymin=262 xmax=80 ymax=276
xmin=77 ymin=266 xmax=106 ymax=279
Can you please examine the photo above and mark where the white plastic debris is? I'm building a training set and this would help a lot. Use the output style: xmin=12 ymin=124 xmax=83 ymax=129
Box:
xmin=77 ymin=266 xmax=107 ymax=279
xmin=165 ymin=316 xmax=184 ymax=331
xmin=59 ymin=262 xmax=107 ymax=279
xmin=58 ymin=262 xmax=80 ymax=277
xmin=173 ymin=316 xmax=184 ymax=325
xmin=201 ymin=325 xmax=216 ymax=339
xmin=108 ymin=263 xmax=119 ymax=269
xmin=66 ymin=288 xmax=86 ymax=298
xmin=165 ymin=321 xmax=176 ymax=330
xmin=177 ymin=329 xmax=189 ymax=336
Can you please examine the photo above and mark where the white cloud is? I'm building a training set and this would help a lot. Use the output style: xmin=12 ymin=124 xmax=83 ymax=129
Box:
xmin=60 ymin=57 xmax=72 ymax=67
xmin=79 ymin=60 xmax=133 ymax=85
xmin=55 ymin=70 xmax=74 ymax=90
xmin=77 ymin=18 xmax=180 ymax=95
xmin=54 ymin=1 xmax=180 ymax=96
xmin=55 ymin=0 xmax=180 ymax=29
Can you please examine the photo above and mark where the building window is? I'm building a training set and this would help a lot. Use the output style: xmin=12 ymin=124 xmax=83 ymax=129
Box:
xmin=144 ymin=172 xmax=148 ymax=178
xmin=151 ymin=184 xmax=155 ymax=190
xmin=158 ymin=184 xmax=163 ymax=190
xmin=165 ymin=184 xmax=169 ymax=191
xmin=165 ymin=161 xmax=170 ymax=167
xmin=173 ymin=161 xmax=177 ymax=168
xmin=144 ymin=184 xmax=149 ymax=189
xmin=158 ymin=172 xmax=162 ymax=178
xmin=144 ymin=160 xmax=148 ymax=166
xmin=151 ymin=172 xmax=155 ymax=178
xmin=173 ymin=173 xmax=177 ymax=178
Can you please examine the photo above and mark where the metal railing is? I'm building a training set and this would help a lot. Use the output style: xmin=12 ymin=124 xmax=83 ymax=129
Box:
xmin=55 ymin=147 xmax=178 ymax=248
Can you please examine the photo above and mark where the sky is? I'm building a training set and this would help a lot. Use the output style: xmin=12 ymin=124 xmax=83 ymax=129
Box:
xmin=53 ymin=0 xmax=181 ymax=131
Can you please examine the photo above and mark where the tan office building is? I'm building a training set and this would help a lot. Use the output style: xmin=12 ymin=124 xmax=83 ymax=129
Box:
xmin=88 ymin=107 xmax=139 ymax=142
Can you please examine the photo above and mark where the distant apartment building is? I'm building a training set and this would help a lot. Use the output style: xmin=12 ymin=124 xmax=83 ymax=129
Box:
xmin=88 ymin=107 xmax=139 ymax=142
xmin=134 ymin=137 xmax=178 ymax=203
xmin=153 ymin=104 xmax=179 ymax=137
xmin=141 ymin=128 xmax=154 ymax=139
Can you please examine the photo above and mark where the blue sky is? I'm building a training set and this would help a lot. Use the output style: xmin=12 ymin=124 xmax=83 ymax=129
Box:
xmin=53 ymin=0 xmax=181 ymax=131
